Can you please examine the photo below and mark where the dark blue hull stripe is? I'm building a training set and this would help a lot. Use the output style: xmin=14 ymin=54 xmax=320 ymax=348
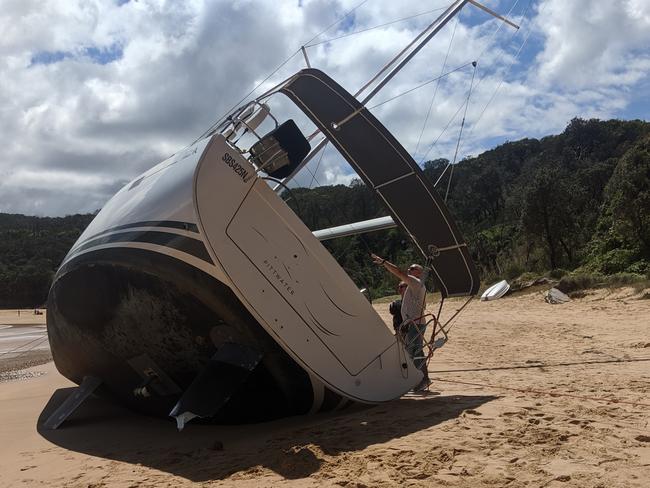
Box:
xmin=68 ymin=230 xmax=213 ymax=264
xmin=72 ymin=220 xmax=200 ymax=252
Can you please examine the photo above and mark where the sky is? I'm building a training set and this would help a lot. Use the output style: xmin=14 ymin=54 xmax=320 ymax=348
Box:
xmin=1 ymin=0 xmax=649 ymax=216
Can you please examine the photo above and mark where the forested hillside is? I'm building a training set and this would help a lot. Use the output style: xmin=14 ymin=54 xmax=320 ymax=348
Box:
xmin=0 ymin=214 xmax=94 ymax=307
xmin=1 ymin=118 xmax=649 ymax=306
xmin=289 ymin=118 xmax=650 ymax=296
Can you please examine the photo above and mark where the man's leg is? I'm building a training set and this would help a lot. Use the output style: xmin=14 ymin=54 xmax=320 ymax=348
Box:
xmin=414 ymin=324 xmax=431 ymax=390
xmin=406 ymin=324 xmax=430 ymax=391
xmin=413 ymin=324 xmax=427 ymax=369
xmin=405 ymin=324 xmax=420 ymax=363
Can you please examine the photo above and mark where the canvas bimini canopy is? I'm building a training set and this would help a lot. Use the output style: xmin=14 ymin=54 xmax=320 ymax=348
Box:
xmin=277 ymin=68 xmax=479 ymax=298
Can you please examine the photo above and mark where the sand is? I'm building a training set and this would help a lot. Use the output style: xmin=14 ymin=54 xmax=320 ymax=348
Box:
xmin=0 ymin=309 xmax=50 ymax=379
xmin=0 ymin=288 xmax=648 ymax=487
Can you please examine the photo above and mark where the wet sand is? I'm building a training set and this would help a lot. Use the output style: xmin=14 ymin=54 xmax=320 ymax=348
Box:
xmin=0 ymin=288 xmax=649 ymax=487
xmin=0 ymin=310 xmax=50 ymax=380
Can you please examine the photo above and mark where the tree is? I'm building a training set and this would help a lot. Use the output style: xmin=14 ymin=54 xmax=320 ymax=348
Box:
xmin=586 ymin=136 xmax=650 ymax=273
xmin=520 ymin=166 xmax=586 ymax=269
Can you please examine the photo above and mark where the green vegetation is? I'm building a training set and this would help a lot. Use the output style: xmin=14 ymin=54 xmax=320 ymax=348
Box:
xmin=557 ymin=272 xmax=650 ymax=294
xmin=1 ymin=118 xmax=649 ymax=306
xmin=0 ymin=213 xmax=94 ymax=307
xmin=288 ymin=118 xmax=650 ymax=297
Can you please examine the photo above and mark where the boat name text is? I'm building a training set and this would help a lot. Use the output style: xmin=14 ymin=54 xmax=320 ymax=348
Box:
xmin=222 ymin=152 xmax=253 ymax=183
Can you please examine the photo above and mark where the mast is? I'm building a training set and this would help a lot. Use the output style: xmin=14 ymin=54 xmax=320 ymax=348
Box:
xmin=358 ymin=0 xmax=469 ymax=105
xmin=276 ymin=1 xmax=520 ymax=243
xmin=275 ymin=0 xmax=519 ymax=191
xmin=276 ymin=0 xmax=470 ymax=188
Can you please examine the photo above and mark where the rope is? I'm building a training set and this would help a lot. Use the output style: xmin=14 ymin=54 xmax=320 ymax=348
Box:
xmin=0 ymin=332 xmax=48 ymax=356
xmin=0 ymin=335 xmax=50 ymax=367
xmin=430 ymin=357 xmax=650 ymax=373
xmin=431 ymin=377 xmax=650 ymax=408
xmin=439 ymin=295 xmax=474 ymax=334
xmin=305 ymin=6 xmax=448 ymax=47
xmin=260 ymin=176 xmax=305 ymax=217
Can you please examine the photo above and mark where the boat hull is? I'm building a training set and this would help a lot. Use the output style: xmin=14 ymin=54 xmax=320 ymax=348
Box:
xmin=46 ymin=131 xmax=420 ymax=423
xmin=47 ymin=245 xmax=355 ymax=422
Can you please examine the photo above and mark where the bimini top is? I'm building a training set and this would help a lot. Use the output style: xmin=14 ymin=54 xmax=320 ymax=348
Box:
xmin=279 ymin=68 xmax=479 ymax=298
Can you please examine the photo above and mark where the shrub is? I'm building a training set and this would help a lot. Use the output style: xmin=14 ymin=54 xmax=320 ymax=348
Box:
xmin=604 ymin=272 xmax=647 ymax=287
xmin=557 ymin=273 xmax=604 ymax=293
xmin=557 ymin=271 xmax=648 ymax=293
xmin=548 ymin=268 xmax=569 ymax=279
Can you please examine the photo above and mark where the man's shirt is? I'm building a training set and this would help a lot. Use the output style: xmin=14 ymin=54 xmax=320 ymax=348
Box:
xmin=402 ymin=274 xmax=426 ymax=325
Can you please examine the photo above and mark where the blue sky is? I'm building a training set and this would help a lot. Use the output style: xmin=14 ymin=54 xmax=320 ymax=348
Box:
xmin=0 ymin=0 xmax=648 ymax=215
xmin=31 ymin=43 xmax=123 ymax=66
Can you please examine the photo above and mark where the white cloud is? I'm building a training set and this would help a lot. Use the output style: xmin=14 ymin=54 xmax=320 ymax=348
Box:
xmin=534 ymin=0 xmax=650 ymax=89
xmin=0 ymin=0 xmax=648 ymax=216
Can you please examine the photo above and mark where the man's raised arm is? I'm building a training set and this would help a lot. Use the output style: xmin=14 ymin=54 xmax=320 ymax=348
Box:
xmin=370 ymin=253 xmax=409 ymax=282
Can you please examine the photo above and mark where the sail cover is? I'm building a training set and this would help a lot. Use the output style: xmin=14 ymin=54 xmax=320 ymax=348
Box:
xmin=280 ymin=68 xmax=479 ymax=297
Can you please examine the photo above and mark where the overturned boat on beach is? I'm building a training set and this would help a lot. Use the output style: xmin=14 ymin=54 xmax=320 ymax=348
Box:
xmin=44 ymin=0 xmax=518 ymax=429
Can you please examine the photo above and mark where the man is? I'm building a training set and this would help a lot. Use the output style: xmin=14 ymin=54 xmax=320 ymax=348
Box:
xmin=389 ymin=281 xmax=407 ymax=339
xmin=371 ymin=254 xmax=430 ymax=391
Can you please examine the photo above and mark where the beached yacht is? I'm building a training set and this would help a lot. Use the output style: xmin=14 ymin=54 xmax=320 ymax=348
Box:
xmin=45 ymin=0 xmax=516 ymax=429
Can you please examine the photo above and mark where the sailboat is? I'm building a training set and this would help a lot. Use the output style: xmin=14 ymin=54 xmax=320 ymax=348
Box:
xmin=45 ymin=0 xmax=517 ymax=430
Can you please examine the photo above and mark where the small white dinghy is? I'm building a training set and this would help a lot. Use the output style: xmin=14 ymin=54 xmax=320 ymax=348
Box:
xmin=481 ymin=280 xmax=510 ymax=301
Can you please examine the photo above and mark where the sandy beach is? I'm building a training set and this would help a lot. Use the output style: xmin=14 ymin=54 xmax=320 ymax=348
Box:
xmin=0 ymin=309 xmax=50 ymax=380
xmin=1 ymin=288 xmax=648 ymax=487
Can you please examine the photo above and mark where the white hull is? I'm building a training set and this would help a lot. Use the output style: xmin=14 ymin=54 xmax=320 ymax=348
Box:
xmin=481 ymin=280 xmax=510 ymax=301
xmin=57 ymin=133 xmax=421 ymax=408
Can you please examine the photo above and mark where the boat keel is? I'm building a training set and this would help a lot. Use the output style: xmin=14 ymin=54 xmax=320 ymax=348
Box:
xmin=169 ymin=343 xmax=263 ymax=430
xmin=43 ymin=375 xmax=103 ymax=430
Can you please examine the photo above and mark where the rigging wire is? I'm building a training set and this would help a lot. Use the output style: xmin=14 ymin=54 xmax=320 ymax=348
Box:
xmin=308 ymin=142 xmax=329 ymax=190
xmin=412 ymin=1 xmax=526 ymax=339
xmin=413 ymin=17 xmax=459 ymax=159
xmin=303 ymin=0 xmax=372 ymax=47
xmin=421 ymin=98 xmax=469 ymax=167
xmin=367 ymin=61 xmax=475 ymax=110
xmin=475 ymin=0 xmax=522 ymax=62
xmin=417 ymin=0 xmax=528 ymax=166
xmin=444 ymin=60 xmax=478 ymax=201
xmin=190 ymin=0 xmax=371 ymax=146
xmin=300 ymin=160 xmax=324 ymax=189
xmin=190 ymin=49 xmax=301 ymax=145
xmin=432 ymin=0 xmax=534 ymax=164
xmin=467 ymin=0 xmax=531 ymax=99
xmin=458 ymin=0 xmax=538 ymax=155
xmin=305 ymin=6 xmax=448 ymax=47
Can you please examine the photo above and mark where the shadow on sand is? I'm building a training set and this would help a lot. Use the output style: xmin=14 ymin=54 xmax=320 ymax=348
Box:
xmin=38 ymin=388 xmax=497 ymax=481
